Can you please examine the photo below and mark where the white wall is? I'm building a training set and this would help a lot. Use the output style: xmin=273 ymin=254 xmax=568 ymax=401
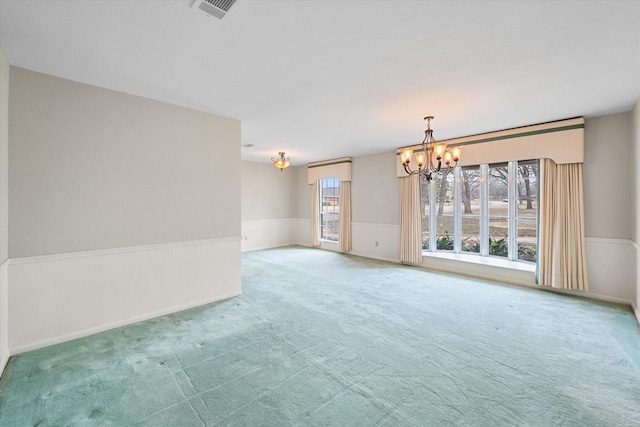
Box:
xmin=9 ymin=238 xmax=240 ymax=354
xmin=6 ymin=68 xmax=242 ymax=355
xmin=0 ymin=49 xmax=9 ymax=376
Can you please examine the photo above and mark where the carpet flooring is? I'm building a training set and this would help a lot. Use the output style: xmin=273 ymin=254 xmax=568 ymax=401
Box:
xmin=1 ymin=246 xmax=639 ymax=426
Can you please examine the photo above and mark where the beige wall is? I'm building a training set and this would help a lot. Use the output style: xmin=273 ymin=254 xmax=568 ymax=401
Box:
xmin=583 ymin=112 xmax=633 ymax=239
xmin=9 ymin=67 xmax=240 ymax=257
xmin=294 ymin=165 xmax=310 ymax=219
xmin=0 ymin=52 xmax=8 ymax=263
xmin=352 ymin=151 xmax=400 ymax=225
xmin=241 ymin=161 xmax=296 ymax=221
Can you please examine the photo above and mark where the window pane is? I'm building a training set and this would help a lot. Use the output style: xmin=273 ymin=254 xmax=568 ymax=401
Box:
xmin=518 ymin=219 xmax=537 ymax=262
xmin=420 ymin=179 xmax=430 ymax=250
xmin=516 ymin=160 xmax=538 ymax=262
xmin=435 ymin=171 xmax=455 ymax=250
xmin=488 ymin=163 xmax=508 ymax=257
xmin=461 ymin=166 xmax=480 ymax=253
xmin=320 ymin=178 xmax=339 ymax=241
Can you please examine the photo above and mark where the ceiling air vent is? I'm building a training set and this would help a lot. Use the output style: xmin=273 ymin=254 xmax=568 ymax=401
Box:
xmin=192 ymin=0 xmax=238 ymax=20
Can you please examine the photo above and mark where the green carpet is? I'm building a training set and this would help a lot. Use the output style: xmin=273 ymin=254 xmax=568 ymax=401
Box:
xmin=1 ymin=246 xmax=639 ymax=426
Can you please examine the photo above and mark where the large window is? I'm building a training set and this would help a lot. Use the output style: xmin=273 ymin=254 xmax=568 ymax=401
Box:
xmin=320 ymin=178 xmax=340 ymax=241
xmin=421 ymin=160 xmax=538 ymax=263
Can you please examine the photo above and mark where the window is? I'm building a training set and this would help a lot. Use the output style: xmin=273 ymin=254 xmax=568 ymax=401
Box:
xmin=461 ymin=166 xmax=481 ymax=253
xmin=421 ymin=160 xmax=538 ymax=263
xmin=320 ymin=178 xmax=340 ymax=241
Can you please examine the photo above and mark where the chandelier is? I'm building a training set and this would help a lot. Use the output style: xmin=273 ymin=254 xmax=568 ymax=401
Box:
xmin=400 ymin=116 xmax=461 ymax=181
xmin=272 ymin=152 xmax=290 ymax=171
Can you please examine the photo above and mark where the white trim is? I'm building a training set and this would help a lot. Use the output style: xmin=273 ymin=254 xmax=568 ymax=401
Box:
xmin=633 ymin=303 xmax=640 ymax=328
xmin=534 ymin=287 xmax=634 ymax=307
xmin=0 ymin=353 xmax=8 ymax=378
xmin=349 ymin=251 xmax=399 ymax=264
xmin=351 ymin=222 xmax=400 ymax=230
xmin=422 ymin=250 xmax=536 ymax=273
xmin=241 ymin=218 xmax=292 ymax=224
xmin=0 ymin=258 xmax=8 ymax=378
xmin=585 ymin=236 xmax=635 ymax=245
xmin=11 ymin=290 xmax=242 ymax=355
xmin=10 ymin=236 xmax=241 ymax=265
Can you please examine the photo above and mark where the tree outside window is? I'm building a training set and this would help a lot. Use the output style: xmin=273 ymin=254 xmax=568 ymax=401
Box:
xmin=421 ymin=160 xmax=538 ymax=263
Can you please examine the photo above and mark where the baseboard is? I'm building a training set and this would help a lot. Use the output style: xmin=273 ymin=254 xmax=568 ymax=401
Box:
xmin=0 ymin=352 xmax=9 ymax=378
xmin=348 ymin=251 xmax=400 ymax=264
xmin=11 ymin=290 xmax=242 ymax=355
xmin=0 ymin=258 xmax=7 ymax=379
xmin=633 ymin=302 xmax=640 ymax=328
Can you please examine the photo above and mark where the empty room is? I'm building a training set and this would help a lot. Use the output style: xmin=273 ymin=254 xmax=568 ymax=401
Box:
xmin=0 ymin=1 xmax=639 ymax=425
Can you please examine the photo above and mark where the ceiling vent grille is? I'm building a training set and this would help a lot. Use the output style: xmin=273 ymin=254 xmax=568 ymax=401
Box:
xmin=192 ymin=0 xmax=238 ymax=20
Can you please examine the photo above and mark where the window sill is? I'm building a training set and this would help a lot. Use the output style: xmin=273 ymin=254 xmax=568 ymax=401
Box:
xmin=318 ymin=239 xmax=340 ymax=252
xmin=422 ymin=251 xmax=536 ymax=273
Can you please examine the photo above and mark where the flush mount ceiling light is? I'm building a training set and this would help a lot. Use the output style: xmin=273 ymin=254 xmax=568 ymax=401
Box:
xmin=401 ymin=116 xmax=462 ymax=182
xmin=272 ymin=152 xmax=290 ymax=171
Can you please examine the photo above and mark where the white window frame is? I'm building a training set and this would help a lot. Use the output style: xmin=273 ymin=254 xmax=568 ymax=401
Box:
xmin=319 ymin=177 xmax=340 ymax=242
xmin=422 ymin=160 xmax=537 ymax=263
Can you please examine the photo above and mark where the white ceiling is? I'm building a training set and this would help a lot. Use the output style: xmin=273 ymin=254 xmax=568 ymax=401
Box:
xmin=1 ymin=0 xmax=639 ymax=165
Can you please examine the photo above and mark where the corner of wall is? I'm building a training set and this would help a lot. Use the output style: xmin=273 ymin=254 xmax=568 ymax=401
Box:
xmin=633 ymin=97 xmax=640 ymax=314
xmin=0 ymin=48 xmax=10 ymax=377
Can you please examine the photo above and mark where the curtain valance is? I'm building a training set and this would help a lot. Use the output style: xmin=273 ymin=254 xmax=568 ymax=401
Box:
xmin=308 ymin=157 xmax=352 ymax=184
xmin=396 ymin=117 xmax=584 ymax=177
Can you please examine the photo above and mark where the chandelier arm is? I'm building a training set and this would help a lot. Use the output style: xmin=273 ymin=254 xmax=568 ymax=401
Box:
xmin=403 ymin=163 xmax=414 ymax=175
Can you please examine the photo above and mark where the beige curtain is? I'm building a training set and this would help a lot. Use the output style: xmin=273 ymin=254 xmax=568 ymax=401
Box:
xmin=537 ymin=159 xmax=589 ymax=290
xmin=339 ymin=181 xmax=352 ymax=252
xmin=311 ymin=180 xmax=320 ymax=247
xmin=399 ymin=174 xmax=422 ymax=263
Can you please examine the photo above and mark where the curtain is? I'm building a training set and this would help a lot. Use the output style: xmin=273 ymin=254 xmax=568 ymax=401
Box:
xmin=311 ymin=180 xmax=320 ymax=247
xmin=339 ymin=181 xmax=352 ymax=252
xmin=399 ymin=174 xmax=422 ymax=263
xmin=537 ymin=159 xmax=588 ymax=290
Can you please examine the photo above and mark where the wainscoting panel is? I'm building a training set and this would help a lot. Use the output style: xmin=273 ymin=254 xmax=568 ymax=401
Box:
xmin=635 ymin=242 xmax=640 ymax=326
xmin=585 ymin=237 xmax=635 ymax=303
xmin=241 ymin=219 xmax=297 ymax=252
xmin=8 ymin=238 xmax=241 ymax=354
xmin=0 ymin=259 xmax=8 ymax=376
xmin=294 ymin=218 xmax=311 ymax=247
xmin=351 ymin=222 xmax=400 ymax=262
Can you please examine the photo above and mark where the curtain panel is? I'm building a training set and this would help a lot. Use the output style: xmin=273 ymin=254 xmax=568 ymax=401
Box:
xmin=537 ymin=159 xmax=589 ymax=290
xmin=339 ymin=181 xmax=352 ymax=252
xmin=311 ymin=180 xmax=320 ymax=247
xmin=399 ymin=174 xmax=422 ymax=264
